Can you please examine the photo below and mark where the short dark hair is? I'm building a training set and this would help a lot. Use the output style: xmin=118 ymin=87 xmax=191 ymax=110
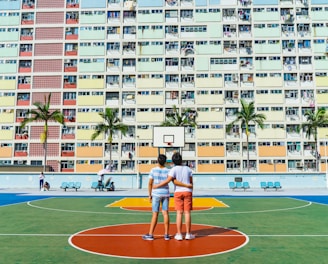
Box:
xmin=158 ymin=154 xmax=167 ymax=166
xmin=172 ymin=152 xmax=182 ymax=165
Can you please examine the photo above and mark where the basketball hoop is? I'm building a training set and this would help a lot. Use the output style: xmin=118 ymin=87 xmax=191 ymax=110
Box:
xmin=167 ymin=142 xmax=172 ymax=147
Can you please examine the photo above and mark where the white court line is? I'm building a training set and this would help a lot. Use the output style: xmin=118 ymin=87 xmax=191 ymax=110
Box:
xmin=0 ymin=233 xmax=327 ymax=237
xmin=27 ymin=200 xmax=312 ymax=215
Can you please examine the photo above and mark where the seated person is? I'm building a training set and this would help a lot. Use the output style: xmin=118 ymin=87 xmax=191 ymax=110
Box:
xmin=43 ymin=182 xmax=50 ymax=191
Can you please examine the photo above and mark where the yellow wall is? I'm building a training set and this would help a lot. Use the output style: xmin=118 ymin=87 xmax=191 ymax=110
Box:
xmin=76 ymin=146 xmax=103 ymax=157
xmin=77 ymin=129 xmax=95 ymax=140
xmin=76 ymin=112 xmax=103 ymax=123
xmin=0 ymin=80 xmax=16 ymax=90
xmin=263 ymin=111 xmax=285 ymax=122
xmin=137 ymin=78 xmax=163 ymax=88
xmin=318 ymin=128 xmax=328 ymax=139
xmin=0 ymin=96 xmax=15 ymax=106
xmin=258 ymin=146 xmax=286 ymax=157
xmin=319 ymin=145 xmax=328 ymax=158
xmin=77 ymin=96 xmax=104 ymax=106
xmin=0 ymin=112 xmax=14 ymax=123
xmin=256 ymin=93 xmax=284 ymax=104
xmin=136 ymin=111 xmax=164 ymax=122
xmin=0 ymin=146 xmax=13 ymax=157
xmin=75 ymin=163 xmax=103 ymax=173
xmin=316 ymin=76 xmax=328 ymax=86
xmin=0 ymin=129 xmax=14 ymax=140
xmin=136 ymin=129 xmax=152 ymax=140
xmin=139 ymin=146 xmax=158 ymax=157
xmin=78 ymin=79 xmax=104 ymax=89
xmin=257 ymin=128 xmax=285 ymax=139
xmin=198 ymin=146 xmax=225 ymax=157
xmin=198 ymin=164 xmax=225 ymax=172
xmin=317 ymin=93 xmax=328 ymax=104
xmin=77 ymin=129 xmax=103 ymax=140
xmin=138 ymin=164 xmax=154 ymax=173
xmin=255 ymin=76 xmax=283 ymax=87
xmin=197 ymin=110 xmax=224 ymax=122
xmin=195 ymin=77 xmax=223 ymax=88
xmin=196 ymin=94 xmax=224 ymax=105
xmin=197 ymin=129 xmax=224 ymax=139
xmin=259 ymin=163 xmax=287 ymax=172
xmin=136 ymin=94 xmax=164 ymax=105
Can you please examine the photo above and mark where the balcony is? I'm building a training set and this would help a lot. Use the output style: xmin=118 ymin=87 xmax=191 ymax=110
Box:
xmin=18 ymin=61 xmax=32 ymax=73
xmin=14 ymin=151 xmax=28 ymax=157
xmin=66 ymin=12 xmax=79 ymax=24
xmin=17 ymin=82 xmax=31 ymax=90
xmin=20 ymin=45 xmax=33 ymax=56
xmin=17 ymin=94 xmax=30 ymax=106
xmin=63 ymin=81 xmax=77 ymax=88
xmin=61 ymin=151 xmax=75 ymax=157
xmin=64 ymin=116 xmax=76 ymax=123
xmin=64 ymin=61 xmax=77 ymax=72
xmin=63 ymin=99 xmax=76 ymax=106
xmin=22 ymin=1 xmax=35 ymax=9
xmin=66 ymin=2 xmax=79 ymax=8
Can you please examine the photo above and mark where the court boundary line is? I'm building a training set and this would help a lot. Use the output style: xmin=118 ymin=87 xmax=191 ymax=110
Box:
xmin=1 ymin=233 xmax=328 ymax=237
xmin=26 ymin=199 xmax=312 ymax=215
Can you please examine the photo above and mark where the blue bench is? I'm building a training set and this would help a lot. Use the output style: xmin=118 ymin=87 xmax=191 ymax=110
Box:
xmin=60 ymin=182 xmax=69 ymax=191
xmin=91 ymin=181 xmax=103 ymax=191
xmin=61 ymin=182 xmax=81 ymax=191
xmin=261 ymin=181 xmax=282 ymax=191
xmin=229 ymin=181 xmax=250 ymax=191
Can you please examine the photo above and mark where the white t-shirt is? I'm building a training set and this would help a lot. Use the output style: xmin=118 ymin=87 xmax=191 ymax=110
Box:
xmin=169 ymin=165 xmax=192 ymax=193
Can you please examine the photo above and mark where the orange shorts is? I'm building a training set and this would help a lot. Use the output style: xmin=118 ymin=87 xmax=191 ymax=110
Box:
xmin=174 ymin=191 xmax=193 ymax=212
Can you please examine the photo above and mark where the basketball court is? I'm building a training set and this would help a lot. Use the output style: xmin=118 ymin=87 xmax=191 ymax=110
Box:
xmin=0 ymin=192 xmax=327 ymax=263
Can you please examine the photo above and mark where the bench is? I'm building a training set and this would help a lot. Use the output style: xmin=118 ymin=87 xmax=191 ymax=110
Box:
xmin=60 ymin=182 xmax=69 ymax=191
xmin=229 ymin=181 xmax=250 ymax=191
xmin=91 ymin=181 xmax=103 ymax=191
xmin=68 ymin=182 xmax=81 ymax=191
xmin=61 ymin=182 xmax=81 ymax=191
xmin=261 ymin=181 xmax=282 ymax=191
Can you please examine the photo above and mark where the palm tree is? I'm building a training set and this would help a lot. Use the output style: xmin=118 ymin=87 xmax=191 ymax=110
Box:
xmin=20 ymin=93 xmax=65 ymax=172
xmin=161 ymin=105 xmax=197 ymax=127
xmin=301 ymin=108 xmax=328 ymax=171
xmin=226 ymin=99 xmax=266 ymax=172
xmin=91 ymin=108 xmax=128 ymax=170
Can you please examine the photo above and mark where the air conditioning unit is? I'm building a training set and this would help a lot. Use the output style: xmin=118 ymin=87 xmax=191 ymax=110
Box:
xmin=296 ymin=162 xmax=303 ymax=167
xmin=296 ymin=8 xmax=301 ymax=13
xmin=121 ymin=160 xmax=126 ymax=164
xmin=18 ymin=160 xmax=24 ymax=165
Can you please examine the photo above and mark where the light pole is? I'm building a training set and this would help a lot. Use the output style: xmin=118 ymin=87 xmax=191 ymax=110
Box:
xmin=135 ymin=135 xmax=139 ymax=173
xmin=325 ymin=135 xmax=328 ymax=188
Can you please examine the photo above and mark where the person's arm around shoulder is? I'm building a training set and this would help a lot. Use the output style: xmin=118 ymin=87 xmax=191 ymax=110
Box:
xmin=173 ymin=178 xmax=193 ymax=188
xmin=148 ymin=178 xmax=153 ymax=201
xmin=152 ymin=175 xmax=173 ymax=189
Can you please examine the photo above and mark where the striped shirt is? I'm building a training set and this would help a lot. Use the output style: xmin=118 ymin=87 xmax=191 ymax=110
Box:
xmin=149 ymin=166 xmax=170 ymax=197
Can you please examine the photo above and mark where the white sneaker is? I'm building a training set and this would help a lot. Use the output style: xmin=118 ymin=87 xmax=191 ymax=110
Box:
xmin=174 ymin=234 xmax=183 ymax=241
xmin=185 ymin=233 xmax=195 ymax=240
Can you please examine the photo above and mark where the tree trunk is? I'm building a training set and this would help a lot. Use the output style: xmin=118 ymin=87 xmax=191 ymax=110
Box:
xmin=43 ymin=141 xmax=47 ymax=172
xmin=246 ymin=134 xmax=250 ymax=172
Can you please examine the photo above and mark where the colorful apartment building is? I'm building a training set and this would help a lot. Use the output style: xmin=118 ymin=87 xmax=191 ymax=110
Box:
xmin=0 ymin=0 xmax=328 ymax=173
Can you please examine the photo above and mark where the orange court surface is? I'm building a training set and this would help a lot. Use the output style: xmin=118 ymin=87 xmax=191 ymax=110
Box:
xmin=106 ymin=197 xmax=228 ymax=211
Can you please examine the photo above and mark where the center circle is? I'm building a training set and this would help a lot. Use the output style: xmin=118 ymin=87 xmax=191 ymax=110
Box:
xmin=69 ymin=223 xmax=249 ymax=259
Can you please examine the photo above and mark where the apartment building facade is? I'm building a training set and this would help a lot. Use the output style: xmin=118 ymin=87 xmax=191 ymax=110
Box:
xmin=0 ymin=0 xmax=328 ymax=173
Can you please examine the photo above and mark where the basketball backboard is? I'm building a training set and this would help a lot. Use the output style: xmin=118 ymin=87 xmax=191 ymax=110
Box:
xmin=152 ymin=126 xmax=185 ymax=148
